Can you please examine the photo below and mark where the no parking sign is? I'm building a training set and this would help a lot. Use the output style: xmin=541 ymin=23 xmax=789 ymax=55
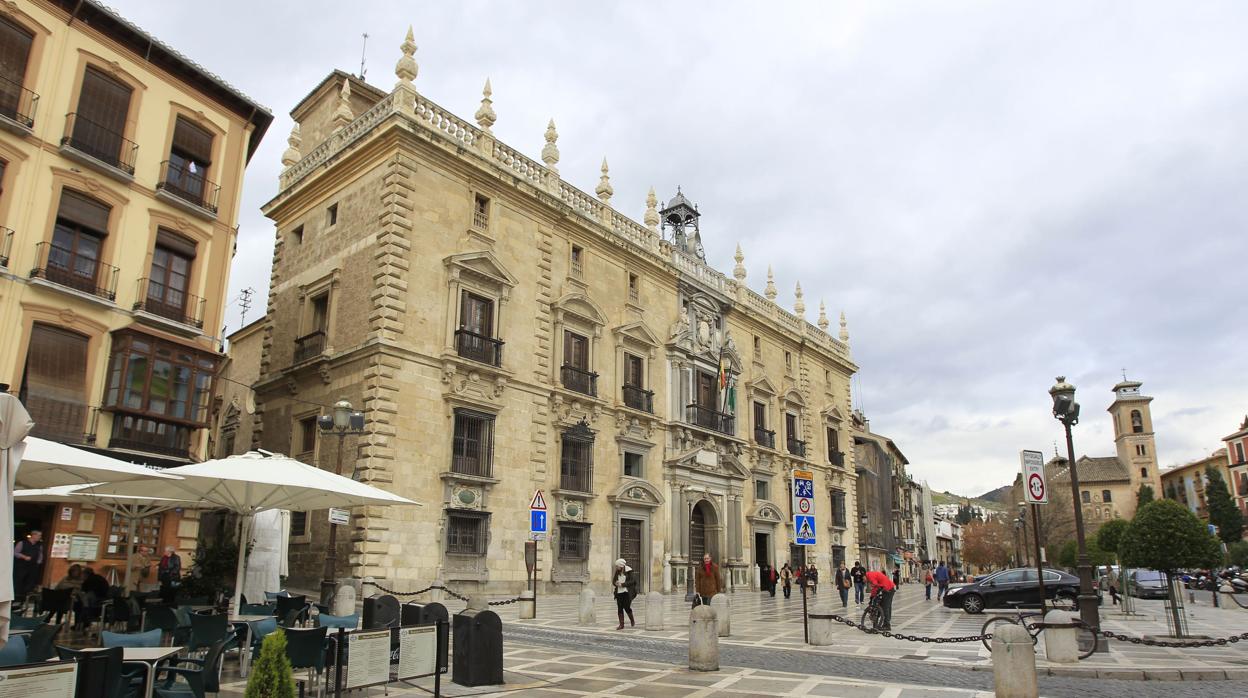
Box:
xmin=1020 ymin=450 xmax=1047 ymax=504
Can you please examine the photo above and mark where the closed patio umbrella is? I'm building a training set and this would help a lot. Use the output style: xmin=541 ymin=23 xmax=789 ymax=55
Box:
xmin=91 ymin=451 xmax=420 ymax=612
xmin=14 ymin=437 xmax=182 ymax=489
xmin=1 ymin=392 xmax=35 ymax=648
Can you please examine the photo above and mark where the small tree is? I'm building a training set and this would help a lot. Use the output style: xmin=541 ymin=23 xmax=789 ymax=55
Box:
xmin=1095 ymin=518 xmax=1130 ymax=558
xmin=1056 ymin=538 xmax=1113 ymax=569
xmin=961 ymin=519 xmax=1013 ymax=570
xmin=246 ymin=629 xmax=296 ymax=698
xmin=1136 ymin=484 xmax=1155 ymax=509
xmin=1228 ymin=540 xmax=1248 ymax=568
xmin=1120 ymin=499 xmax=1222 ymax=636
xmin=1204 ymin=467 xmax=1244 ymax=544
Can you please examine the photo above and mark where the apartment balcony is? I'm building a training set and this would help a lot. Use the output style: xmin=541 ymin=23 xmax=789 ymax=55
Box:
xmin=61 ymin=113 xmax=137 ymax=180
xmin=786 ymin=437 xmax=807 ymax=457
xmin=829 ymin=450 xmax=845 ymax=467
xmin=455 ymin=328 xmax=504 ymax=367
xmin=472 ymin=208 xmax=489 ymax=230
xmin=754 ymin=427 xmax=776 ymax=449
xmin=621 ymin=384 xmax=654 ymax=413
xmin=156 ymin=160 xmax=220 ymax=219
xmin=293 ymin=330 xmax=327 ymax=363
xmin=0 ymin=227 xmax=12 ymax=267
xmin=133 ymin=278 xmax=206 ymax=330
xmin=686 ymin=404 xmax=734 ymax=436
xmin=0 ymin=74 xmax=37 ymax=134
xmin=28 ymin=401 xmax=98 ymax=446
xmin=30 ymin=241 xmax=118 ymax=302
xmin=560 ymin=364 xmax=598 ymax=397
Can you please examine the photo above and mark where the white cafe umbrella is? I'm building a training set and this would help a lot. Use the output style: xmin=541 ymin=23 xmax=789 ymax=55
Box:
xmin=15 ymin=436 xmax=182 ymax=489
xmin=14 ymin=485 xmax=201 ymax=594
xmin=91 ymin=451 xmax=421 ymax=612
xmin=1 ymin=392 xmax=35 ymax=648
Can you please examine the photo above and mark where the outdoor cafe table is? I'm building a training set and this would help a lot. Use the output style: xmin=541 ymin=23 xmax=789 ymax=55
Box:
xmin=53 ymin=646 xmax=183 ymax=698
xmin=231 ymin=614 xmax=274 ymax=678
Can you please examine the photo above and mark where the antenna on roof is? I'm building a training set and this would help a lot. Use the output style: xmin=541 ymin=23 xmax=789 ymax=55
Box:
xmin=359 ymin=33 xmax=369 ymax=80
xmin=1053 ymin=441 xmax=1059 ymax=458
xmin=1122 ymin=368 xmax=1128 ymax=381
xmin=237 ymin=287 xmax=255 ymax=325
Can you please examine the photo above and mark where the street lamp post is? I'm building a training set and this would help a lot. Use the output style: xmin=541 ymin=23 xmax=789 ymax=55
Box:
xmin=1016 ymin=503 xmax=1027 ymax=566
xmin=318 ymin=398 xmax=366 ymax=605
xmin=1049 ymin=376 xmax=1101 ymax=637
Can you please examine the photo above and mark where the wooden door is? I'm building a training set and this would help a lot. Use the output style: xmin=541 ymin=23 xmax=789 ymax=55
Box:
xmin=620 ymin=518 xmax=644 ymax=587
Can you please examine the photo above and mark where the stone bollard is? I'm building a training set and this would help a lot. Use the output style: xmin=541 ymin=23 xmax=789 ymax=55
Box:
xmin=992 ymin=622 xmax=1038 ymax=697
xmin=578 ymin=587 xmax=596 ymax=625
xmin=688 ymin=604 xmax=719 ymax=671
xmin=644 ymin=591 xmax=664 ymax=631
xmin=332 ymin=582 xmax=357 ymax=617
xmin=467 ymin=595 xmax=489 ymax=612
xmin=807 ymin=604 xmax=837 ymax=646
xmin=710 ymin=593 xmax=730 ymax=637
xmin=518 ymin=590 xmax=535 ymax=619
xmin=431 ymin=579 xmax=445 ymax=602
xmin=1042 ymin=609 xmax=1078 ymax=663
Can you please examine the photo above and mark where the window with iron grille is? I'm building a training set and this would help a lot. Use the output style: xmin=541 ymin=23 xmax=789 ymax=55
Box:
xmin=451 ymin=409 xmax=494 ymax=477
xmin=830 ymin=489 xmax=847 ymax=527
xmin=446 ymin=510 xmax=489 ymax=555
xmin=558 ymin=522 xmax=589 ymax=560
xmin=290 ymin=511 xmax=307 ymax=538
xmin=560 ymin=422 xmax=594 ymax=493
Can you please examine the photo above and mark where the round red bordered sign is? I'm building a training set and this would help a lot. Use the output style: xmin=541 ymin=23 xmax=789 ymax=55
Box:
xmin=1027 ymin=472 xmax=1045 ymax=501
xmin=798 ymin=499 xmax=811 ymax=513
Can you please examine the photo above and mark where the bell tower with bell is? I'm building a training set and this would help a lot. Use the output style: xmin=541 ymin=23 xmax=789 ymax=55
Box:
xmin=660 ymin=187 xmax=704 ymax=260
xmin=1108 ymin=376 xmax=1161 ymax=515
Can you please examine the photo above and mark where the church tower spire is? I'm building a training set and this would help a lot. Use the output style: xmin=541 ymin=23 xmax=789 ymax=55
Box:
xmin=1108 ymin=377 xmax=1160 ymax=517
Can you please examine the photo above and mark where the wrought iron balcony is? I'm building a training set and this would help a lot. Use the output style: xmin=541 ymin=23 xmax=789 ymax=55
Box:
xmin=455 ymin=329 xmax=504 ymax=367
xmin=559 ymin=459 xmax=593 ymax=494
xmin=560 ymin=364 xmax=598 ymax=396
xmin=472 ymin=208 xmax=489 ymax=230
xmin=62 ymin=112 xmax=138 ymax=175
xmin=786 ymin=437 xmax=807 ymax=457
xmin=754 ymin=427 xmax=775 ymax=449
xmin=0 ymin=227 xmax=12 ymax=267
xmin=829 ymin=450 xmax=845 ymax=467
xmin=686 ymin=404 xmax=734 ymax=435
xmin=0 ymin=74 xmax=38 ymax=129
xmin=157 ymin=160 xmax=220 ymax=215
xmin=109 ymin=414 xmax=191 ymax=459
xmin=28 ymin=400 xmax=98 ymax=445
xmin=622 ymin=384 xmax=653 ymax=413
xmin=134 ymin=278 xmax=206 ymax=328
xmin=30 ymin=241 xmax=119 ymax=301
xmin=294 ymin=330 xmax=327 ymax=363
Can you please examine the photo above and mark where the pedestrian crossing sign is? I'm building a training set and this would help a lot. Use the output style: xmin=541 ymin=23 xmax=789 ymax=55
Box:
xmin=795 ymin=514 xmax=816 ymax=546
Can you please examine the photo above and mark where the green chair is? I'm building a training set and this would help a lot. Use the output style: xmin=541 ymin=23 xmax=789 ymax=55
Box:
xmin=188 ymin=613 xmax=237 ymax=657
xmin=11 ymin=615 xmax=44 ymax=631
xmin=315 ymin=613 xmax=358 ymax=630
xmin=246 ymin=618 xmax=278 ymax=659
xmin=284 ymin=627 xmax=328 ymax=698
xmin=0 ymin=635 xmax=27 ymax=667
xmin=239 ymin=603 xmax=275 ymax=616
xmin=153 ymin=639 xmax=227 ymax=698
xmin=102 ymin=629 xmax=163 ymax=648
xmin=56 ymin=646 xmax=143 ymax=698
xmin=26 ymin=622 xmax=63 ymax=663
xmin=144 ymin=605 xmax=191 ymax=646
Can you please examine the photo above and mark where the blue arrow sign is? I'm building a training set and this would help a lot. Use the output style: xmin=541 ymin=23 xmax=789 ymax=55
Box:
xmin=795 ymin=514 xmax=816 ymax=546
xmin=531 ymin=509 xmax=548 ymax=534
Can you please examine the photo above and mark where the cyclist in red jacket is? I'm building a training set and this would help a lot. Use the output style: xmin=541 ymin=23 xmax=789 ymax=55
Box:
xmin=866 ymin=569 xmax=897 ymax=630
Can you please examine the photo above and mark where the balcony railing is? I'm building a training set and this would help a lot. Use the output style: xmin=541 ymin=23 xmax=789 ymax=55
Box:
xmin=294 ymin=330 xmax=327 ymax=363
xmin=559 ymin=461 xmax=593 ymax=494
xmin=786 ymin=437 xmax=807 ymax=457
xmin=62 ymin=113 xmax=138 ymax=175
xmin=157 ymin=160 xmax=220 ymax=214
xmin=829 ymin=450 xmax=845 ymax=467
xmin=0 ymin=227 xmax=12 ymax=267
xmin=133 ymin=278 xmax=206 ymax=328
xmin=560 ymin=364 xmax=598 ymax=396
xmin=109 ymin=414 xmax=191 ymax=459
xmin=754 ymin=427 xmax=775 ymax=449
xmin=28 ymin=400 xmax=98 ymax=445
xmin=0 ymin=74 xmax=38 ymax=129
xmin=451 ymin=454 xmax=492 ymax=478
xmin=30 ymin=241 xmax=119 ymax=301
xmin=686 ymin=404 xmax=734 ymax=435
xmin=455 ymin=329 xmax=503 ymax=367
xmin=472 ymin=208 xmax=489 ymax=230
xmin=622 ymin=384 xmax=653 ymax=413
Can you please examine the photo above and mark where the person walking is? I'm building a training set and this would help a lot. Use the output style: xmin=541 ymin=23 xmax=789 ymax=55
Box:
xmin=934 ymin=560 xmax=950 ymax=600
xmin=158 ymin=546 xmax=182 ymax=604
xmin=866 ymin=569 xmax=897 ymax=631
xmin=780 ymin=563 xmax=793 ymax=599
xmin=13 ymin=530 xmax=45 ymax=608
xmin=130 ymin=544 xmax=152 ymax=592
xmin=764 ymin=563 xmax=777 ymax=597
xmin=694 ymin=553 xmax=720 ymax=607
xmin=835 ymin=562 xmax=850 ymax=608
xmin=851 ymin=561 xmax=866 ymax=605
xmin=923 ymin=565 xmax=935 ymax=601
xmin=806 ymin=562 xmax=819 ymax=593
xmin=612 ymin=558 xmax=638 ymax=628
xmin=1107 ymin=566 xmax=1120 ymax=606
xmin=892 ymin=567 xmax=901 ymax=588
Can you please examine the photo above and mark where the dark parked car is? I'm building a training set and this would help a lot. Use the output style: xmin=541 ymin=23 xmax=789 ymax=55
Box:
xmin=943 ymin=567 xmax=1081 ymax=614
xmin=1127 ymin=569 xmax=1169 ymax=599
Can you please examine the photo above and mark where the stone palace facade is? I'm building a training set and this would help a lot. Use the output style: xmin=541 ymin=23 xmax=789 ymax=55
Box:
xmin=249 ymin=30 xmax=859 ymax=595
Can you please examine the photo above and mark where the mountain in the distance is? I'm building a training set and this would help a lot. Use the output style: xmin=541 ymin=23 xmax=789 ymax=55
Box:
xmin=976 ymin=485 xmax=1013 ymax=504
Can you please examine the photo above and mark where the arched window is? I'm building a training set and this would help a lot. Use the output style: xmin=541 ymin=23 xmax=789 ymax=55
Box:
xmin=1130 ymin=410 xmax=1143 ymax=434
xmin=1140 ymin=467 xmax=1148 ymax=478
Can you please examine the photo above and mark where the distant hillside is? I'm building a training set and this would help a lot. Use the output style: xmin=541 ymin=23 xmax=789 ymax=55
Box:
xmin=930 ymin=489 xmax=1008 ymax=513
xmin=977 ymin=486 xmax=1013 ymax=504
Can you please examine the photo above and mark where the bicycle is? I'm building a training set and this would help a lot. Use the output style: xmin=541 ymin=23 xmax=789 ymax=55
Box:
xmin=980 ymin=607 xmax=1097 ymax=659
xmin=860 ymin=592 xmax=885 ymax=631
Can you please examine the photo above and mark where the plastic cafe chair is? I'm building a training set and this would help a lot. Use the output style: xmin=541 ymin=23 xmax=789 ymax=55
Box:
xmin=284 ymin=627 xmax=329 ymax=698
xmin=26 ymin=622 xmax=63 ymax=663
xmin=239 ymin=603 xmax=275 ymax=616
xmin=262 ymin=590 xmax=289 ymax=603
xmin=144 ymin=605 xmax=191 ymax=646
xmin=11 ymin=615 xmax=45 ymax=631
xmin=102 ymin=628 xmax=164 ymax=648
xmin=40 ymin=587 xmax=74 ymax=626
xmin=153 ymin=638 xmax=227 ymax=698
xmin=245 ymin=617 xmax=278 ymax=660
xmin=188 ymin=614 xmax=237 ymax=656
xmin=314 ymin=613 xmax=358 ymax=630
xmin=56 ymin=646 xmax=143 ymax=698
xmin=0 ymin=635 xmax=27 ymax=667
xmin=274 ymin=595 xmax=308 ymax=627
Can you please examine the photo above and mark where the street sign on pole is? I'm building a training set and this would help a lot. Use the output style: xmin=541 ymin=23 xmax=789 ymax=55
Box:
xmin=1020 ymin=450 xmax=1048 ymax=504
xmin=328 ymin=507 xmax=350 ymax=526
xmin=791 ymin=469 xmax=817 ymax=546
xmin=530 ymin=489 xmax=548 ymax=540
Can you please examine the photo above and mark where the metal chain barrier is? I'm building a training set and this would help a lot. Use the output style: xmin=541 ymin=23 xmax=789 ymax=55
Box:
xmin=1094 ymin=624 xmax=1248 ymax=648
xmin=361 ymin=580 xmax=524 ymax=605
xmin=829 ymin=614 xmax=993 ymax=644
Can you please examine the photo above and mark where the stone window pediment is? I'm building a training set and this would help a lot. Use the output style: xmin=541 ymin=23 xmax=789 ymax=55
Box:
xmin=782 ymin=388 xmax=806 ymax=408
xmin=746 ymin=501 xmax=785 ymax=524
xmin=747 ymin=375 xmax=779 ymax=397
xmin=444 ymin=250 xmax=517 ymax=299
xmin=606 ymin=478 xmax=664 ymax=508
xmin=613 ymin=321 xmax=660 ymax=353
xmin=554 ymin=291 xmax=607 ymax=329
xmin=669 ymin=447 xmax=751 ymax=480
xmin=822 ymin=404 xmax=845 ymax=423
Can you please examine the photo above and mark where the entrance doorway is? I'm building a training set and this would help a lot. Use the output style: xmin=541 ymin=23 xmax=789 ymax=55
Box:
xmin=619 ymin=518 xmax=644 ymax=589
xmin=754 ymin=531 xmax=771 ymax=567
xmin=789 ymin=543 xmax=806 ymax=570
xmin=690 ymin=500 xmax=718 ymax=562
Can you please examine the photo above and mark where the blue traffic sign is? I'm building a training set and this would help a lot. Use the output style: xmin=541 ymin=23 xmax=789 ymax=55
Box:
xmin=794 ymin=478 xmax=814 ymax=499
xmin=795 ymin=514 xmax=816 ymax=546
xmin=531 ymin=509 xmax=548 ymax=534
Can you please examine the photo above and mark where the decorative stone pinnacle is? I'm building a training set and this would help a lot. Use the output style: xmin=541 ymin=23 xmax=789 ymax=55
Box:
xmin=332 ymin=78 xmax=354 ymax=131
xmin=818 ymin=301 xmax=829 ymax=331
xmin=280 ymin=123 xmax=302 ymax=169
xmin=765 ymin=266 xmax=777 ymax=301
xmin=474 ymin=78 xmax=496 ymax=133
xmin=541 ymin=118 xmax=560 ymax=172
xmin=595 ymin=157 xmax=613 ymax=204
xmin=395 ymin=26 xmax=418 ymax=87
xmin=644 ymin=187 xmax=660 ymax=231
xmin=839 ymin=311 xmax=849 ymax=343
xmin=733 ymin=244 xmax=746 ymax=281
xmin=794 ymin=282 xmax=806 ymax=317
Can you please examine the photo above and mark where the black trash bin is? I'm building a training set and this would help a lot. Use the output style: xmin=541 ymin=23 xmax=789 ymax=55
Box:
xmin=362 ymin=594 xmax=400 ymax=629
xmin=452 ymin=608 xmax=503 ymax=687
xmin=402 ymin=602 xmax=449 ymax=670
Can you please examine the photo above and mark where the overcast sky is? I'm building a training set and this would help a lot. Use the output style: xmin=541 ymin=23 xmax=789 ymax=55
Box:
xmin=116 ymin=1 xmax=1247 ymax=496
